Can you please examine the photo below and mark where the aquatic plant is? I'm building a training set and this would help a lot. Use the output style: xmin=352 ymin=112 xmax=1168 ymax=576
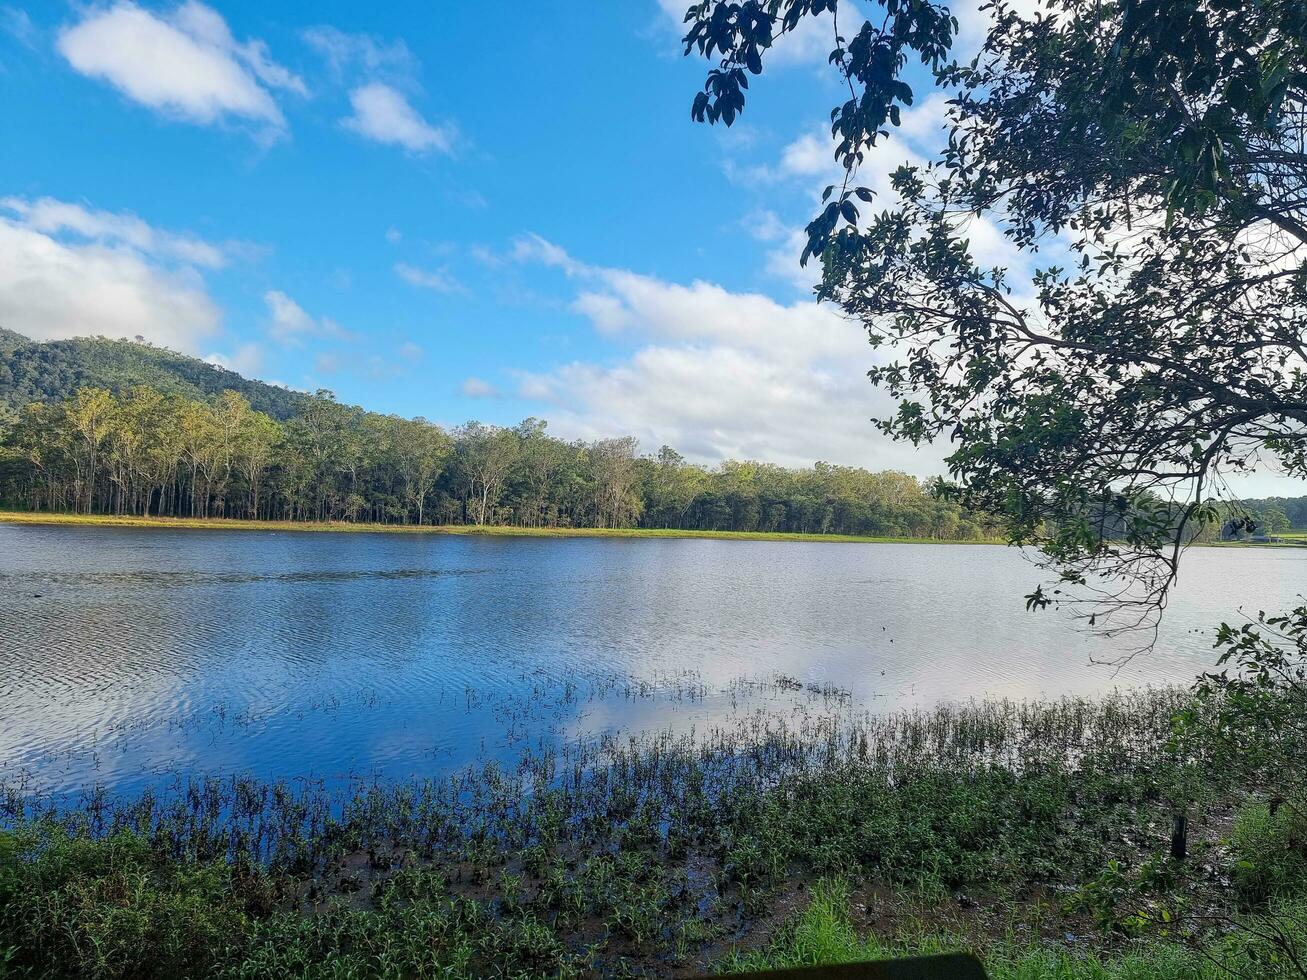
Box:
xmin=4 ymin=684 xmax=1300 ymax=977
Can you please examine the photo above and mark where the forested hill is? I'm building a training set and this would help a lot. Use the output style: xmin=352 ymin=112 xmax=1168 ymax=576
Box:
xmin=0 ymin=329 xmax=307 ymax=420
xmin=0 ymin=330 xmax=1300 ymax=539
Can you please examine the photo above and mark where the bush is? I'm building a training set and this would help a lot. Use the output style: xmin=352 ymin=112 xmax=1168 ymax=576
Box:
xmin=0 ymin=824 xmax=249 ymax=979
xmin=1232 ymin=801 xmax=1307 ymax=905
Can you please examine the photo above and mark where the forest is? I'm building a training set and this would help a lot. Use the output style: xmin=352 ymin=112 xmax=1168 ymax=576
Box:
xmin=0 ymin=384 xmax=995 ymax=538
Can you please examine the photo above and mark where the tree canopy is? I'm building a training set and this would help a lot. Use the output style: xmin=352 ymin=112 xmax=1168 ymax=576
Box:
xmin=682 ymin=0 xmax=1307 ymax=631
xmin=0 ymin=384 xmax=992 ymax=539
xmin=0 ymin=329 xmax=309 ymax=420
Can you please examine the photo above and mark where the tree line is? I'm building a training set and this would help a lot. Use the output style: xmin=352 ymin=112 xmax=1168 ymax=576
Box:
xmin=0 ymin=385 xmax=995 ymax=539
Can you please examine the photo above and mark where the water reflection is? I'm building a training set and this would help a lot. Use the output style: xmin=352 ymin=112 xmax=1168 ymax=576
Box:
xmin=0 ymin=525 xmax=1301 ymax=795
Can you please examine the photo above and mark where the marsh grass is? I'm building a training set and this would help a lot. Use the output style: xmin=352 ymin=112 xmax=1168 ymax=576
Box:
xmin=728 ymin=879 xmax=1307 ymax=979
xmin=1 ymin=688 xmax=1302 ymax=978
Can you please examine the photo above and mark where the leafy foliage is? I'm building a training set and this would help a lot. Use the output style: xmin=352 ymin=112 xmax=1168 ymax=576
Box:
xmin=682 ymin=0 xmax=1307 ymax=631
xmin=1 ymin=687 xmax=1276 ymax=978
xmin=0 ymin=383 xmax=991 ymax=537
xmin=731 ymin=878 xmax=1307 ymax=979
xmin=0 ymin=330 xmax=307 ymax=420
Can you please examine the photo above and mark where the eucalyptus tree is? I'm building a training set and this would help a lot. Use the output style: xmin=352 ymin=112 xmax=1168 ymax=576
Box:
xmin=681 ymin=0 xmax=1307 ymax=631
xmin=643 ymin=446 xmax=707 ymax=527
xmin=394 ymin=417 xmax=452 ymax=524
xmin=1 ymin=385 xmax=1003 ymax=537
xmin=587 ymin=436 xmax=643 ymax=528
xmin=179 ymin=398 xmax=223 ymax=519
xmin=510 ymin=418 xmax=564 ymax=527
xmin=105 ymin=386 xmax=164 ymax=515
xmin=64 ymin=388 xmax=116 ymax=513
xmin=148 ymin=393 xmax=190 ymax=517
xmin=457 ymin=422 xmax=521 ymax=525
xmin=234 ymin=407 xmax=280 ymax=519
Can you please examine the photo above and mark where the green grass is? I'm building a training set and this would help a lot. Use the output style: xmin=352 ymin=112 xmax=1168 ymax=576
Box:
xmin=3 ymin=688 xmax=1305 ymax=977
xmin=0 ymin=509 xmax=997 ymax=545
xmin=728 ymin=879 xmax=1307 ymax=979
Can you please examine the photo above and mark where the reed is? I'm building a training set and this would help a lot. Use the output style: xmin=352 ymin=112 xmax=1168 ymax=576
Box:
xmin=5 ymin=685 xmax=1302 ymax=977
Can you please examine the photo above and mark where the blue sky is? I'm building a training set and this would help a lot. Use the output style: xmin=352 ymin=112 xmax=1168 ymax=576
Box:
xmin=1 ymin=1 xmax=1302 ymax=496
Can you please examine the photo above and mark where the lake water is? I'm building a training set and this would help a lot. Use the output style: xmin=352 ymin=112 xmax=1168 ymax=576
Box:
xmin=1 ymin=524 xmax=1302 ymax=796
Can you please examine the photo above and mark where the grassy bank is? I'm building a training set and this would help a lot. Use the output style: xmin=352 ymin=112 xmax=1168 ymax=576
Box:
xmin=2 ymin=689 xmax=1304 ymax=978
xmin=0 ymin=509 xmax=997 ymax=545
xmin=732 ymin=879 xmax=1307 ymax=979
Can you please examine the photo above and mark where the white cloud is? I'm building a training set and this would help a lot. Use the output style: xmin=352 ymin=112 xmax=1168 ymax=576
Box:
xmin=513 ymin=237 xmax=943 ymax=472
xmin=763 ymin=225 xmax=820 ymax=293
xmin=57 ymin=2 xmax=303 ymax=134
xmin=744 ymin=209 xmax=789 ymax=243
xmin=461 ymin=377 xmax=501 ymax=399
xmin=395 ymin=262 xmax=462 ymax=293
xmin=399 ymin=340 xmax=423 ymax=361
xmin=302 ymin=25 xmax=416 ymax=82
xmin=741 ymin=93 xmax=1021 ymax=293
xmin=779 ymin=132 xmax=829 ymax=176
xmin=954 ymin=0 xmax=1043 ymax=54
xmin=343 ymin=83 xmax=454 ymax=153
xmin=0 ymin=196 xmax=228 ymax=268
xmin=263 ymin=290 xmax=352 ymax=347
xmin=522 ymin=240 xmax=859 ymax=363
xmin=0 ymin=214 xmax=220 ymax=351
xmin=516 ymin=343 xmax=925 ymax=469
xmin=511 ymin=233 xmax=587 ymax=275
xmin=205 ymin=342 xmax=263 ymax=376
xmin=571 ymin=292 xmax=636 ymax=333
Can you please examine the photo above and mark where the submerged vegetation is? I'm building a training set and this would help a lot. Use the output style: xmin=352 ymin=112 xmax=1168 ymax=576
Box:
xmin=3 ymin=613 xmax=1304 ymax=979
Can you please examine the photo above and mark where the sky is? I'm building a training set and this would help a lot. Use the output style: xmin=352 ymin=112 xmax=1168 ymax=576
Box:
xmin=1 ymin=1 xmax=1302 ymax=496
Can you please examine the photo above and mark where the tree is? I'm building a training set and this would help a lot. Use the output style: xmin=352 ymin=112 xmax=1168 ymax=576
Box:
xmin=0 ymin=384 xmax=996 ymax=535
xmin=64 ymin=388 xmax=115 ymax=514
xmin=234 ymin=407 xmax=280 ymax=519
xmin=643 ymin=446 xmax=706 ymax=527
xmin=682 ymin=0 xmax=1307 ymax=633
xmin=512 ymin=418 xmax=568 ymax=527
xmin=394 ymin=418 xmax=452 ymax=525
xmin=457 ymin=422 xmax=521 ymax=525
xmin=588 ymin=436 xmax=642 ymax=528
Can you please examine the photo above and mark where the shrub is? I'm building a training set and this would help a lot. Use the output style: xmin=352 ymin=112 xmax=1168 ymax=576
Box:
xmin=1232 ymin=801 xmax=1307 ymax=905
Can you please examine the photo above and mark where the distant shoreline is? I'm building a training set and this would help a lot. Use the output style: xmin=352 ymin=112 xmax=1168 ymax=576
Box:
xmin=3 ymin=511 xmax=1303 ymax=548
xmin=0 ymin=509 xmax=1004 ymax=545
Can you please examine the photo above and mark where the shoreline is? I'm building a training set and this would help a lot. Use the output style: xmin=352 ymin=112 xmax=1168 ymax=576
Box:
xmin=3 ymin=509 xmax=1304 ymax=548
xmin=0 ymin=509 xmax=1001 ymax=545
xmin=4 ymin=687 xmax=1301 ymax=978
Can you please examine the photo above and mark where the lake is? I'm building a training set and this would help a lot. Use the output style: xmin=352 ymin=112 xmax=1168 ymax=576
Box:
xmin=1 ymin=523 xmax=1302 ymax=796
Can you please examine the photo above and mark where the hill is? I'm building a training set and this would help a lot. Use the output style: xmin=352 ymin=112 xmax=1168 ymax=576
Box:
xmin=0 ymin=328 xmax=308 ymax=419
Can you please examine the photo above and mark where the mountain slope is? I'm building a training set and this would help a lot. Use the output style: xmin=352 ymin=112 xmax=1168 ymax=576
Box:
xmin=0 ymin=330 xmax=308 ymax=419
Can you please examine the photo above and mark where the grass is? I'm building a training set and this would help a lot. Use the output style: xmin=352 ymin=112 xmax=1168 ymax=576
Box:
xmin=7 ymin=509 xmax=1304 ymax=549
xmin=0 ymin=509 xmax=992 ymax=544
xmin=2 ymin=688 xmax=1304 ymax=977
xmin=0 ymin=509 xmax=999 ymax=544
xmin=729 ymin=879 xmax=1307 ymax=979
